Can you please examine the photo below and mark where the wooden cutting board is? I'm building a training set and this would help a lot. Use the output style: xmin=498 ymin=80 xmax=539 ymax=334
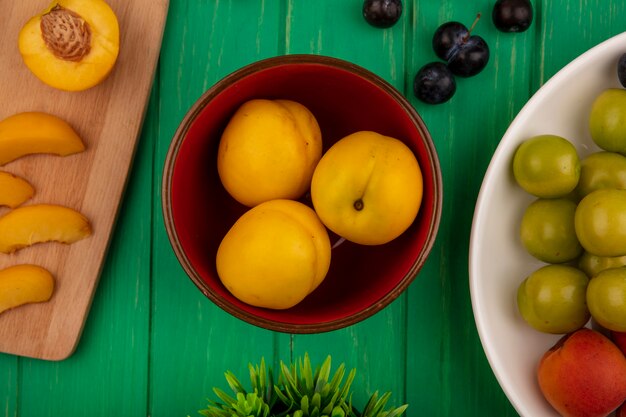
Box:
xmin=0 ymin=0 xmax=169 ymax=360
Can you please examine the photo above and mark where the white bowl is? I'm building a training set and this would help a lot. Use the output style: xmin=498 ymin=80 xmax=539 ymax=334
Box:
xmin=469 ymin=32 xmax=626 ymax=417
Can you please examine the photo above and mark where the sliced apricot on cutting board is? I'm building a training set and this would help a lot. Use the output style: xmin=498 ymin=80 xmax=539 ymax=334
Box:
xmin=0 ymin=171 xmax=34 ymax=208
xmin=0 ymin=112 xmax=85 ymax=166
xmin=0 ymin=204 xmax=92 ymax=254
xmin=18 ymin=0 xmax=120 ymax=91
xmin=0 ymin=265 xmax=54 ymax=315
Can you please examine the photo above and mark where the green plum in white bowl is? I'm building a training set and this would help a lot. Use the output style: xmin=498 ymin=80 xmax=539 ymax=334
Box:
xmin=469 ymin=32 xmax=626 ymax=417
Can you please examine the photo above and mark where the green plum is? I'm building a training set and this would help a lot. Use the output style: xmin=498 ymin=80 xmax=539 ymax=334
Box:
xmin=517 ymin=264 xmax=590 ymax=334
xmin=520 ymin=198 xmax=582 ymax=263
xmin=513 ymin=135 xmax=580 ymax=198
xmin=576 ymin=151 xmax=626 ymax=198
xmin=578 ymin=251 xmax=626 ymax=278
xmin=575 ymin=189 xmax=626 ymax=257
xmin=589 ymin=89 xmax=626 ymax=154
xmin=587 ymin=267 xmax=626 ymax=332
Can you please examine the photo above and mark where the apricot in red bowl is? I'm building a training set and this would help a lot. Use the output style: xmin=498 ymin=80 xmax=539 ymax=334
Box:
xmin=162 ymin=54 xmax=442 ymax=333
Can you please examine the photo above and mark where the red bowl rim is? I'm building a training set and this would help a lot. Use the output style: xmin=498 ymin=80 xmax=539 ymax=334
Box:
xmin=162 ymin=54 xmax=443 ymax=333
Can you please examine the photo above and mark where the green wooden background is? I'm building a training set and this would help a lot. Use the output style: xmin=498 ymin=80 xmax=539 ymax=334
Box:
xmin=2 ymin=1 xmax=626 ymax=416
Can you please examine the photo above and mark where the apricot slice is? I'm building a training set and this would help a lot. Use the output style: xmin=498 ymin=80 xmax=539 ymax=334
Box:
xmin=0 ymin=204 xmax=92 ymax=254
xmin=0 ymin=265 xmax=54 ymax=315
xmin=0 ymin=171 xmax=34 ymax=208
xmin=0 ymin=112 xmax=85 ymax=166
xmin=18 ymin=0 xmax=120 ymax=91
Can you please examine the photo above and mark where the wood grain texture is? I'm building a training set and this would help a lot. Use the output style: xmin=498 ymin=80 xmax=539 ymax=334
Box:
xmin=149 ymin=2 xmax=282 ymax=416
xmin=3 ymin=0 xmax=626 ymax=416
xmin=0 ymin=354 xmax=16 ymax=417
xmin=284 ymin=0 xmax=408 ymax=411
xmin=404 ymin=0 xmax=522 ymax=414
xmin=0 ymin=0 xmax=168 ymax=360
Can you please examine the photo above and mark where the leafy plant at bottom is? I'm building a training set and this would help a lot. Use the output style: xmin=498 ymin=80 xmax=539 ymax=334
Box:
xmin=197 ymin=354 xmax=408 ymax=417
xmin=199 ymin=357 xmax=276 ymax=417
xmin=275 ymin=353 xmax=354 ymax=417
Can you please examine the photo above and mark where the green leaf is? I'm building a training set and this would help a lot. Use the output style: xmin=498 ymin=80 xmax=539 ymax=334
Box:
xmin=266 ymin=378 xmax=277 ymax=407
xmin=361 ymin=391 xmax=384 ymax=417
xmin=311 ymin=392 xmax=322 ymax=411
xmin=275 ymin=385 xmax=291 ymax=405
xmin=301 ymin=395 xmax=310 ymax=415
xmin=336 ymin=369 xmax=356 ymax=403
xmin=226 ymin=371 xmax=248 ymax=395
xmin=249 ymin=364 xmax=260 ymax=390
xmin=214 ymin=387 xmax=237 ymax=407
xmin=320 ymin=365 xmax=346 ymax=413
xmin=298 ymin=353 xmax=313 ymax=392
xmin=325 ymin=363 xmax=344 ymax=395
xmin=382 ymin=404 xmax=408 ymax=417
xmin=280 ymin=360 xmax=302 ymax=401
xmin=330 ymin=406 xmax=346 ymax=417
xmin=360 ymin=392 xmax=409 ymax=417
xmin=249 ymin=359 xmax=265 ymax=391
xmin=345 ymin=396 xmax=357 ymax=417
xmin=314 ymin=356 xmax=332 ymax=392
xmin=233 ymin=392 xmax=249 ymax=414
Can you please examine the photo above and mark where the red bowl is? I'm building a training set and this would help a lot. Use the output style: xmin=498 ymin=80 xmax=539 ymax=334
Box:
xmin=162 ymin=54 xmax=442 ymax=333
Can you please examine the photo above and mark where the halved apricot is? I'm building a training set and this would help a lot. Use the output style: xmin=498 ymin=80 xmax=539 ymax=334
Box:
xmin=18 ymin=0 xmax=120 ymax=91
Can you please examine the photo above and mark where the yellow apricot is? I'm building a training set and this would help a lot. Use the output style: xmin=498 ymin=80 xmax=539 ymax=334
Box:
xmin=0 ymin=171 xmax=34 ymax=208
xmin=0 ymin=265 xmax=54 ymax=315
xmin=217 ymin=99 xmax=322 ymax=207
xmin=0 ymin=112 xmax=85 ymax=166
xmin=216 ymin=199 xmax=331 ymax=309
xmin=18 ymin=0 xmax=120 ymax=91
xmin=0 ymin=204 xmax=92 ymax=254
xmin=311 ymin=131 xmax=423 ymax=245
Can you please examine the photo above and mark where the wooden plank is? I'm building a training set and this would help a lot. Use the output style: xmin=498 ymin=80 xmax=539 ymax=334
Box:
xmin=284 ymin=0 xmax=408 ymax=411
xmin=536 ymin=0 xmax=626 ymax=85
xmin=149 ymin=2 xmax=283 ymax=416
xmin=405 ymin=0 xmax=530 ymax=415
xmin=0 ymin=0 xmax=168 ymax=360
xmin=5 ymin=2 xmax=625 ymax=417
xmin=0 ymin=354 xmax=17 ymax=417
